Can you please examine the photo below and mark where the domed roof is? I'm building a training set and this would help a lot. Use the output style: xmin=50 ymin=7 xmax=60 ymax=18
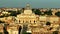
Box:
xmin=24 ymin=3 xmax=32 ymax=14
xmin=24 ymin=10 xmax=32 ymax=14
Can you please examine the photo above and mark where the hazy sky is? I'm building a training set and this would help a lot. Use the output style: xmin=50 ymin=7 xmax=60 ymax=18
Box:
xmin=0 ymin=0 xmax=60 ymax=8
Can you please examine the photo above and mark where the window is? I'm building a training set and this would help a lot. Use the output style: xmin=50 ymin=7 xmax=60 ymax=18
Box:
xmin=34 ymin=20 xmax=36 ymax=24
xmin=30 ymin=20 xmax=31 ymax=23
xmin=19 ymin=20 xmax=20 ymax=22
xmin=23 ymin=21 xmax=24 ymax=23
xmin=49 ymin=27 xmax=53 ymax=30
xmin=46 ymin=22 xmax=51 ymax=26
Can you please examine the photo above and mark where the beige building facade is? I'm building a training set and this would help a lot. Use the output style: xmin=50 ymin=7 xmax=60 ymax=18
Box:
xmin=0 ymin=4 xmax=60 ymax=34
xmin=0 ymin=24 xmax=4 ymax=34
xmin=7 ymin=24 xmax=19 ymax=34
xmin=16 ymin=4 xmax=60 ymax=34
xmin=17 ymin=4 xmax=38 ymax=24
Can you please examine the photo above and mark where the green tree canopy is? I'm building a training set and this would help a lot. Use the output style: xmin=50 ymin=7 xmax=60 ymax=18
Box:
xmin=10 ymin=11 xmax=17 ymax=16
xmin=55 ymin=12 xmax=60 ymax=17
xmin=32 ymin=9 xmax=41 ymax=15
xmin=44 ymin=9 xmax=52 ymax=16
xmin=53 ymin=31 xmax=58 ymax=34
xmin=17 ymin=10 xmax=21 ymax=14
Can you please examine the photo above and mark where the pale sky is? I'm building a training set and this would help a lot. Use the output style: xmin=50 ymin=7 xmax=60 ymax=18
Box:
xmin=0 ymin=0 xmax=60 ymax=8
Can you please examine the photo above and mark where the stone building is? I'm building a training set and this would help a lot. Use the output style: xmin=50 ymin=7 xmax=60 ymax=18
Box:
xmin=0 ymin=4 xmax=60 ymax=34
xmin=7 ymin=24 xmax=19 ymax=34
xmin=16 ymin=4 xmax=60 ymax=34
xmin=17 ymin=4 xmax=38 ymax=24
xmin=0 ymin=24 xmax=4 ymax=34
xmin=17 ymin=4 xmax=38 ymax=34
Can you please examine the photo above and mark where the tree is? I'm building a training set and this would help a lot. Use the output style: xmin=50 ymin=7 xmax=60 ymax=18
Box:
xmin=44 ymin=9 xmax=52 ymax=16
xmin=10 ymin=11 xmax=17 ymax=16
xmin=32 ymin=9 xmax=35 ymax=12
xmin=55 ymin=11 xmax=60 ymax=25
xmin=53 ymin=31 xmax=58 ymax=34
xmin=3 ymin=27 xmax=9 ymax=34
xmin=7 ymin=10 xmax=13 ymax=13
xmin=32 ymin=9 xmax=41 ymax=15
xmin=17 ymin=10 xmax=21 ymax=15
xmin=22 ymin=24 xmax=28 ymax=34
xmin=0 ymin=32 xmax=2 ymax=34
xmin=55 ymin=12 xmax=60 ymax=17
xmin=8 ymin=10 xmax=21 ymax=16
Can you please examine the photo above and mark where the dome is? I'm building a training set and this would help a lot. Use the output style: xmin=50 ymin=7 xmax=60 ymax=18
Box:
xmin=24 ymin=10 xmax=32 ymax=14
xmin=24 ymin=3 xmax=32 ymax=14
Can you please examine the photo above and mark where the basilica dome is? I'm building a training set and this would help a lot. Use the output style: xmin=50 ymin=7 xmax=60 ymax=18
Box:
xmin=24 ymin=3 xmax=32 ymax=14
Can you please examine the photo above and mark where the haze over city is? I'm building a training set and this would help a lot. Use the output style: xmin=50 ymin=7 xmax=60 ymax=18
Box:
xmin=0 ymin=0 xmax=60 ymax=34
xmin=0 ymin=0 xmax=60 ymax=8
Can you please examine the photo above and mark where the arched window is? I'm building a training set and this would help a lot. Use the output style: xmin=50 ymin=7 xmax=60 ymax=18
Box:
xmin=30 ymin=20 xmax=31 ymax=23
xmin=46 ymin=22 xmax=51 ymax=25
xmin=19 ymin=20 xmax=20 ymax=22
xmin=49 ymin=27 xmax=53 ymax=30
xmin=23 ymin=20 xmax=24 ymax=23
xmin=34 ymin=20 xmax=35 ymax=24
